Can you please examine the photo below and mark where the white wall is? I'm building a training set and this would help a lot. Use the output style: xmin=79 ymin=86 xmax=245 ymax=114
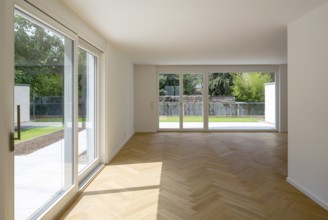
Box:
xmin=0 ymin=0 xmax=14 ymax=219
xmin=134 ymin=65 xmax=157 ymax=132
xmin=279 ymin=64 xmax=288 ymax=132
xmin=288 ymin=2 xmax=328 ymax=211
xmin=106 ymin=44 xmax=134 ymax=161
xmin=14 ymin=85 xmax=30 ymax=123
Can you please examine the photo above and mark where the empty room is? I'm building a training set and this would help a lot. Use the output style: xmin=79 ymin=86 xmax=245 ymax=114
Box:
xmin=1 ymin=0 xmax=328 ymax=219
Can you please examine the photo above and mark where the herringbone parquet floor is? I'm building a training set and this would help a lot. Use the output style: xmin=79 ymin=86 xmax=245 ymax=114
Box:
xmin=59 ymin=132 xmax=328 ymax=220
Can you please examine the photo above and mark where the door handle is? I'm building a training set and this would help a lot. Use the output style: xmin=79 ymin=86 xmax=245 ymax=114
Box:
xmin=10 ymin=105 xmax=21 ymax=152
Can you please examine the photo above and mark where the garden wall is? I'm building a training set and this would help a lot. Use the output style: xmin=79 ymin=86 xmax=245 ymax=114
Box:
xmin=159 ymin=96 xmax=264 ymax=116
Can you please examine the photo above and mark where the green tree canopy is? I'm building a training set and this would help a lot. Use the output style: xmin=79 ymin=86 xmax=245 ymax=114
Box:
xmin=14 ymin=12 xmax=65 ymax=97
xmin=159 ymin=74 xmax=202 ymax=96
xmin=231 ymin=72 xmax=273 ymax=102
xmin=208 ymin=73 xmax=234 ymax=96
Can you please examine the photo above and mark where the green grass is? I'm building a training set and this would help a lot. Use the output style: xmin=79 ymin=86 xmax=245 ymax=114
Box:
xmin=15 ymin=126 xmax=63 ymax=143
xmin=34 ymin=117 xmax=86 ymax=122
xmin=160 ymin=116 xmax=261 ymax=123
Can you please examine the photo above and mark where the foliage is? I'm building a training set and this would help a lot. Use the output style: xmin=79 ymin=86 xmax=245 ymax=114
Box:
xmin=159 ymin=74 xmax=179 ymax=96
xmin=14 ymin=12 xmax=65 ymax=97
xmin=231 ymin=72 xmax=273 ymax=102
xmin=183 ymin=74 xmax=202 ymax=95
xmin=159 ymin=74 xmax=202 ymax=96
xmin=208 ymin=73 xmax=234 ymax=96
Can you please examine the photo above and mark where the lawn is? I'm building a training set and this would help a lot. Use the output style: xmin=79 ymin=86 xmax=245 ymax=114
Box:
xmin=15 ymin=127 xmax=63 ymax=143
xmin=34 ymin=117 xmax=86 ymax=122
xmin=160 ymin=116 xmax=261 ymax=122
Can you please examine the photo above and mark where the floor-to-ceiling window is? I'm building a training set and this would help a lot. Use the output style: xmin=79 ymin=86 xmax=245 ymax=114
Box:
xmin=13 ymin=8 xmax=102 ymax=220
xmin=14 ymin=10 xmax=74 ymax=220
xmin=77 ymin=44 xmax=99 ymax=177
xmin=158 ymin=71 xmax=277 ymax=131
xmin=159 ymin=73 xmax=180 ymax=129
xmin=208 ymin=72 xmax=276 ymax=130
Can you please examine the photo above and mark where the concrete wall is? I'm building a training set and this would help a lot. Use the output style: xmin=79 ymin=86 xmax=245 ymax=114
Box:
xmin=14 ymin=85 xmax=30 ymax=123
xmin=265 ymin=83 xmax=275 ymax=124
xmin=288 ymin=2 xmax=328 ymax=211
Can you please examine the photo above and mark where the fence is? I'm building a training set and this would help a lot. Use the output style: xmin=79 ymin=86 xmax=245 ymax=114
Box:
xmin=159 ymin=96 xmax=264 ymax=116
xmin=30 ymin=96 xmax=86 ymax=118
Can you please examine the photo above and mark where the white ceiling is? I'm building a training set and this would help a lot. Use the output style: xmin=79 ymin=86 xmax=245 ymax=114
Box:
xmin=63 ymin=0 xmax=328 ymax=65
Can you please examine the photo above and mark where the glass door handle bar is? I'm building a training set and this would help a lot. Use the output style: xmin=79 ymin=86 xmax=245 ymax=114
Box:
xmin=10 ymin=105 xmax=21 ymax=151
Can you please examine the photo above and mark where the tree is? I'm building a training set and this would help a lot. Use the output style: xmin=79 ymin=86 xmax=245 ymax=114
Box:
xmin=208 ymin=73 xmax=234 ymax=96
xmin=183 ymin=74 xmax=202 ymax=95
xmin=231 ymin=72 xmax=273 ymax=102
xmin=159 ymin=74 xmax=202 ymax=96
xmin=159 ymin=74 xmax=179 ymax=96
xmin=14 ymin=12 xmax=65 ymax=98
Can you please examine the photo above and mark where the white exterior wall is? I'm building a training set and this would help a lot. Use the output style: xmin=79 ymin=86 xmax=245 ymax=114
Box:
xmin=14 ymin=85 xmax=30 ymax=123
xmin=265 ymin=83 xmax=275 ymax=124
xmin=288 ymin=1 xmax=328 ymax=211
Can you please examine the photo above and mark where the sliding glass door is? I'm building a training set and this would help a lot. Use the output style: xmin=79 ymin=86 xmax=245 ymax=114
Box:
xmin=158 ymin=71 xmax=277 ymax=131
xmin=158 ymin=73 xmax=204 ymax=130
xmin=159 ymin=74 xmax=180 ymax=129
xmin=208 ymin=72 xmax=276 ymax=130
xmin=78 ymin=46 xmax=98 ymax=175
xmin=14 ymin=11 xmax=74 ymax=220
xmin=183 ymin=74 xmax=204 ymax=129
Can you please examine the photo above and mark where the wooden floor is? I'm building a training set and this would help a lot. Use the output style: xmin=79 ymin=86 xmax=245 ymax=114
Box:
xmin=59 ymin=133 xmax=328 ymax=220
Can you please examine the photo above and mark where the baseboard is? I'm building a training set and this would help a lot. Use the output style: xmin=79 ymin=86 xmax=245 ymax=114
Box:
xmin=107 ymin=132 xmax=135 ymax=163
xmin=287 ymin=177 xmax=328 ymax=211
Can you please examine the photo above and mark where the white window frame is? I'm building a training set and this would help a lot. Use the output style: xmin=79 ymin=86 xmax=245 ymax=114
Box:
xmin=13 ymin=3 xmax=79 ymax=219
xmin=77 ymin=38 xmax=103 ymax=183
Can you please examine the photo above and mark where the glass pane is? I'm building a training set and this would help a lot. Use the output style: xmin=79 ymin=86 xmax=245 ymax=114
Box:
xmin=208 ymin=72 xmax=276 ymax=130
xmin=78 ymin=48 xmax=97 ymax=173
xmin=14 ymin=11 xmax=74 ymax=220
xmin=159 ymin=74 xmax=180 ymax=129
xmin=183 ymin=74 xmax=203 ymax=129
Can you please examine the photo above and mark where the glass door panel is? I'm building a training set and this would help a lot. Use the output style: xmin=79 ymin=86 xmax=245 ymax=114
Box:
xmin=208 ymin=72 xmax=276 ymax=130
xmin=183 ymin=74 xmax=203 ymax=129
xmin=14 ymin=11 xmax=74 ymax=220
xmin=78 ymin=48 xmax=97 ymax=173
xmin=159 ymin=74 xmax=180 ymax=129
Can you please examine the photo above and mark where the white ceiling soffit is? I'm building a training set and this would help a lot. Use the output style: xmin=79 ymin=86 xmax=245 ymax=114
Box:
xmin=63 ymin=0 xmax=328 ymax=65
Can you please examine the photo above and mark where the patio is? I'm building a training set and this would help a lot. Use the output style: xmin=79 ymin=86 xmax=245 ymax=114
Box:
xmin=15 ymin=128 xmax=88 ymax=220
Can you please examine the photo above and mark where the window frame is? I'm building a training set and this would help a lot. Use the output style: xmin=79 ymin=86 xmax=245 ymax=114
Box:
xmin=77 ymin=38 xmax=102 ymax=183
xmin=12 ymin=1 xmax=105 ymax=219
